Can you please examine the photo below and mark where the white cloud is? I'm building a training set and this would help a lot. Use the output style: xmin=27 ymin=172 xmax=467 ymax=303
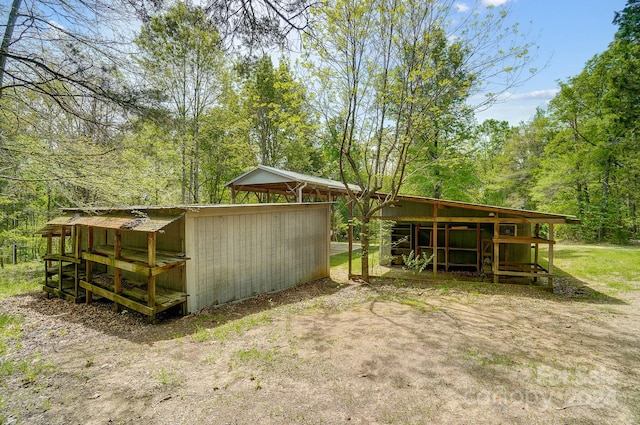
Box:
xmin=482 ymin=0 xmax=511 ymax=6
xmin=455 ymin=3 xmax=470 ymax=12
xmin=509 ymin=89 xmax=559 ymax=101
xmin=473 ymin=89 xmax=560 ymax=124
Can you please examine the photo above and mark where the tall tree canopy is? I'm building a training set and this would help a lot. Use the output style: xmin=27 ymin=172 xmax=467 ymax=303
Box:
xmin=308 ymin=0 xmax=536 ymax=280
xmin=135 ymin=2 xmax=225 ymax=203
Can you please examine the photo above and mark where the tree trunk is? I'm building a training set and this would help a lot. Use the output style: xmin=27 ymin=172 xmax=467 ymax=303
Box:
xmin=599 ymin=158 xmax=611 ymax=242
xmin=0 ymin=0 xmax=22 ymax=97
xmin=360 ymin=219 xmax=370 ymax=282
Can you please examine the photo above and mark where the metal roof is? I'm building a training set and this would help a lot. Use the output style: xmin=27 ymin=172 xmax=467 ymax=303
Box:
xmin=392 ymin=194 xmax=580 ymax=223
xmin=38 ymin=210 xmax=184 ymax=234
xmin=224 ymin=166 xmax=578 ymax=223
xmin=224 ymin=165 xmax=360 ymax=197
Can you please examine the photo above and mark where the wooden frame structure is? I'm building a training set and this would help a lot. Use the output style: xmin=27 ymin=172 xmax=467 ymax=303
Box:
xmin=39 ymin=203 xmax=332 ymax=320
xmin=225 ymin=165 xmax=360 ymax=203
xmin=39 ymin=210 xmax=188 ymax=322
xmin=379 ymin=195 xmax=579 ymax=284
xmin=224 ymin=166 xmax=578 ymax=284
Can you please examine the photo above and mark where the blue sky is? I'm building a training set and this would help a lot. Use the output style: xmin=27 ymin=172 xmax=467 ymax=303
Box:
xmin=473 ymin=0 xmax=628 ymax=125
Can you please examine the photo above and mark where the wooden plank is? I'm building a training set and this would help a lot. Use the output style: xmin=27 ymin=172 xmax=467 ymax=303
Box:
xmin=494 ymin=270 xmax=554 ymax=278
xmin=81 ymin=252 xmax=153 ymax=276
xmin=43 ymin=254 xmax=82 ymax=263
xmin=79 ymin=280 xmax=155 ymax=316
xmin=92 ymin=246 xmax=186 ymax=269
xmin=43 ymin=285 xmax=83 ymax=303
xmin=376 ymin=216 xmax=528 ymax=224
xmin=493 ymin=236 xmax=555 ymax=244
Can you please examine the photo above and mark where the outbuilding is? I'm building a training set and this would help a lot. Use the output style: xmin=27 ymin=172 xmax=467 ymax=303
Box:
xmin=40 ymin=203 xmax=331 ymax=320
xmin=379 ymin=195 xmax=579 ymax=283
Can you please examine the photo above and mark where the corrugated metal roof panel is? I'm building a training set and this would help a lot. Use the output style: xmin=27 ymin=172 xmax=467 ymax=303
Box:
xmin=38 ymin=211 xmax=183 ymax=234
xmin=225 ymin=165 xmax=361 ymax=193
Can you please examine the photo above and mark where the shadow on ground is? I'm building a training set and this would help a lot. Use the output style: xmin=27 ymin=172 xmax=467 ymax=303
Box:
xmin=8 ymin=247 xmax=625 ymax=347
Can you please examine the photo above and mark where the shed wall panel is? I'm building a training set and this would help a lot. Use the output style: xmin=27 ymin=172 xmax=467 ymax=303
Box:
xmin=185 ymin=204 xmax=330 ymax=312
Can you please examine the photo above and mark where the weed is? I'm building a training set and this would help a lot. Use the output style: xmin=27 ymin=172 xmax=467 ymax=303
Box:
xmin=233 ymin=347 xmax=279 ymax=364
xmin=155 ymin=367 xmax=184 ymax=389
xmin=191 ymin=324 xmax=212 ymax=342
xmin=211 ymin=313 xmax=271 ymax=342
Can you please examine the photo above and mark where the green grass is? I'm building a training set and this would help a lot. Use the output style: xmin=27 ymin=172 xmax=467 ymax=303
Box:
xmin=191 ymin=312 xmax=272 ymax=343
xmin=540 ymin=244 xmax=640 ymax=292
xmin=155 ymin=367 xmax=184 ymax=388
xmin=330 ymin=245 xmax=386 ymax=276
xmin=0 ymin=261 xmax=42 ymax=299
xmin=0 ymin=313 xmax=23 ymax=357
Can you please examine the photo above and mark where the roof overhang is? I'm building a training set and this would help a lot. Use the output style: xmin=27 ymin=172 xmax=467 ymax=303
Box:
xmin=224 ymin=165 xmax=360 ymax=199
xmin=381 ymin=194 xmax=579 ymax=224
xmin=38 ymin=209 xmax=184 ymax=235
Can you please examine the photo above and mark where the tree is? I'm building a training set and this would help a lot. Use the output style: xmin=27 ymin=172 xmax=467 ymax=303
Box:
xmin=135 ymin=2 xmax=225 ymax=204
xmin=308 ymin=0 xmax=536 ymax=280
xmin=242 ymin=55 xmax=320 ymax=174
xmin=0 ymin=0 xmax=146 ymax=119
xmin=470 ymin=119 xmax=514 ymax=205
xmin=536 ymin=1 xmax=640 ymax=242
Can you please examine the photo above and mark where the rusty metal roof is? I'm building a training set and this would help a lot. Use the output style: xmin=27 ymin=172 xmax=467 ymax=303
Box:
xmin=38 ymin=210 xmax=183 ymax=234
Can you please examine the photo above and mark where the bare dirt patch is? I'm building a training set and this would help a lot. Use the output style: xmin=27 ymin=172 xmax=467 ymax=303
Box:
xmin=1 ymin=272 xmax=639 ymax=425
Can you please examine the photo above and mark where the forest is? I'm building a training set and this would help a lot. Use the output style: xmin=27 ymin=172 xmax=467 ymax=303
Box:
xmin=1 ymin=0 xmax=639 ymax=264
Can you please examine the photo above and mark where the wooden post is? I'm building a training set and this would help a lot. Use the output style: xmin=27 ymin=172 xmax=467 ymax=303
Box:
xmin=46 ymin=235 xmax=52 ymax=268
xmin=113 ymin=229 xmax=122 ymax=312
xmin=493 ymin=219 xmax=500 ymax=284
xmin=60 ymin=226 xmax=66 ymax=256
xmin=147 ymin=232 xmax=157 ymax=323
xmin=534 ymin=224 xmax=540 ymax=283
xmin=432 ymin=207 xmax=438 ymax=277
xmin=73 ymin=225 xmax=80 ymax=300
xmin=476 ymin=223 xmax=481 ymax=273
xmin=58 ymin=226 xmax=65 ymax=291
xmin=548 ymin=223 xmax=554 ymax=287
xmin=444 ymin=224 xmax=450 ymax=271
xmin=85 ymin=227 xmax=94 ymax=304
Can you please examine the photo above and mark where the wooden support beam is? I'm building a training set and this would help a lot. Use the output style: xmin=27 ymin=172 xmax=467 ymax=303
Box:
xmin=445 ymin=224 xmax=450 ymax=271
xmin=534 ymin=224 xmax=540 ymax=283
xmin=147 ymin=232 xmax=157 ymax=323
xmin=476 ymin=223 xmax=481 ymax=273
xmin=46 ymin=235 xmax=52 ymax=268
xmin=548 ymin=224 xmax=554 ymax=287
xmin=493 ymin=219 xmax=499 ymax=284
xmin=374 ymin=215 xmax=572 ymax=225
xmin=114 ymin=229 xmax=122 ymax=312
xmin=432 ymin=209 xmax=438 ymax=277
xmin=58 ymin=225 xmax=65 ymax=291
xmin=79 ymin=280 xmax=155 ymax=316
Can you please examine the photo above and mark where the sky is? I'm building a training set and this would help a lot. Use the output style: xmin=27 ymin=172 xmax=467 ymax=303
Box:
xmin=473 ymin=0 xmax=629 ymax=125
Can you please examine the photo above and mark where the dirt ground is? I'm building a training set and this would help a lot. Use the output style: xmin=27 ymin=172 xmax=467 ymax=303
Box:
xmin=1 ymin=266 xmax=639 ymax=424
